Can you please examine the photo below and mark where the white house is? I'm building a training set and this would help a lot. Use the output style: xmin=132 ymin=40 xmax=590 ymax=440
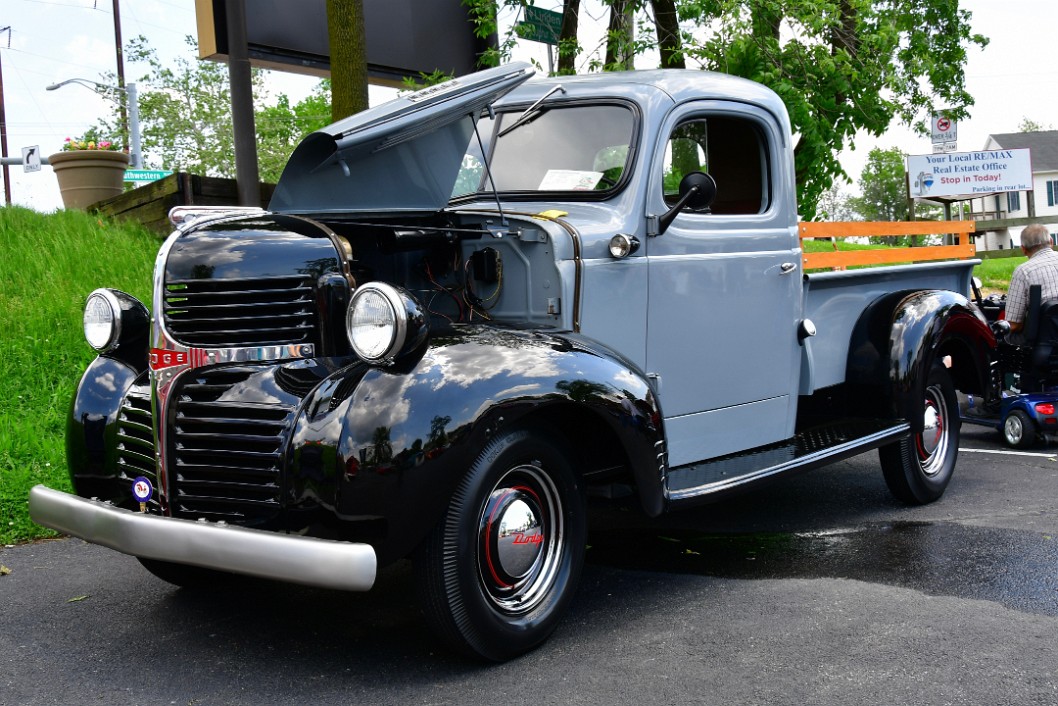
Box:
xmin=971 ymin=130 xmax=1058 ymax=251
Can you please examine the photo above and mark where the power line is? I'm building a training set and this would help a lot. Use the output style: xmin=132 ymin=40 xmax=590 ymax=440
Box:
xmin=0 ymin=26 xmax=12 ymax=204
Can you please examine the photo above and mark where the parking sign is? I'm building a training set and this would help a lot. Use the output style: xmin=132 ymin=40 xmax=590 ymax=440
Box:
xmin=931 ymin=114 xmax=957 ymax=145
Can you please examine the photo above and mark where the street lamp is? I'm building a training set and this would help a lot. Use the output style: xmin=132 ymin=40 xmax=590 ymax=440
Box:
xmin=46 ymin=77 xmax=142 ymax=169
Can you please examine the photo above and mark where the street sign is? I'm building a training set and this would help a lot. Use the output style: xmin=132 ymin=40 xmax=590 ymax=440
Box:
xmin=124 ymin=169 xmax=172 ymax=182
xmin=21 ymin=146 xmax=40 ymax=173
xmin=931 ymin=113 xmax=957 ymax=144
xmin=517 ymin=6 xmax=563 ymax=45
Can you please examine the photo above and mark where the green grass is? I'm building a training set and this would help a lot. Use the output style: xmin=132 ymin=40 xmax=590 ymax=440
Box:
xmin=802 ymin=237 xmax=1025 ymax=292
xmin=973 ymin=253 xmax=1023 ymax=293
xmin=0 ymin=207 xmax=158 ymax=544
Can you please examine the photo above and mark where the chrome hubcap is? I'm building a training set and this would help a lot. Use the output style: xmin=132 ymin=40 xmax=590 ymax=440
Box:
xmin=494 ymin=496 xmax=544 ymax=579
xmin=921 ymin=403 xmax=941 ymax=456
xmin=478 ymin=465 xmax=563 ymax=615
xmin=916 ymin=384 xmax=949 ymax=476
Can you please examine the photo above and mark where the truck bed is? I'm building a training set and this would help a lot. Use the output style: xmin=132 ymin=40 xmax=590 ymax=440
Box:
xmin=802 ymin=259 xmax=978 ymax=392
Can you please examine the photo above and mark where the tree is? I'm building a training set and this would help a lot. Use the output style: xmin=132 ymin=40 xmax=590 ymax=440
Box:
xmin=466 ymin=0 xmax=987 ymax=219
xmin=847 ymin=146 xmax=941 ymax=242
xmin=604 ymin=0 xmax=637 ymax=70
xmin=255 ymin=81 xmax=333 ymax=181
xmin=1019 ymin=117 xmax=1054 ymax=132
xmin=326 ymin=0 xmax=369 ymax=121
xmin=816 ymin=183 xmax=855 ymax=222
xmin=97 ymin=36 xmax=331 ymax=183
xmin=557 ymin=0 xmax=581 ymax=74
xmin=847 ymin=147 xmax=910 ymax=223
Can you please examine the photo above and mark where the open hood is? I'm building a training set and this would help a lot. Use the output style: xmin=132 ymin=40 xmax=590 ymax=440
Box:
xmin=270 ymin=62 xmax=534 ymax=215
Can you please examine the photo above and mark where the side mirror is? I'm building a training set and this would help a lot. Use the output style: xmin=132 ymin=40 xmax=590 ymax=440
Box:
xmin=657 ymin=171 xmax=718 ymax=235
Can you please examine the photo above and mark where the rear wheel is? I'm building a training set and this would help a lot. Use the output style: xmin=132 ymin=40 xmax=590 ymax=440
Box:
xmin=1003 ymin=409 xmax=1037 ymax=449
xmin=414 ymin=427 xmax=585 ymax=661
xmin=880 ymin=363 xmax=960 ymax=504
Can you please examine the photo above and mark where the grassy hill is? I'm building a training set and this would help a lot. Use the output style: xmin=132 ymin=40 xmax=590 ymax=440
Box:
xmin=0 ymin=207 xmax=158 ymax=544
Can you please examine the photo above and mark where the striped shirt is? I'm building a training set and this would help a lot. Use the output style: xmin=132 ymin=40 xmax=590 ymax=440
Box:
xmin=1006 ymin=247 xmax=1058 ymax=325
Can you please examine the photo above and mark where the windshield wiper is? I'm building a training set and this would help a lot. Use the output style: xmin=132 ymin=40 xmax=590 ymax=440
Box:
xmin=496 ymin=85 xmax=566 ymax=138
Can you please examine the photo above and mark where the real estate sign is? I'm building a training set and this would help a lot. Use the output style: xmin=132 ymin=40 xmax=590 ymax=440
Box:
xmin=907 ymin=149 xmax=1032 ymax=198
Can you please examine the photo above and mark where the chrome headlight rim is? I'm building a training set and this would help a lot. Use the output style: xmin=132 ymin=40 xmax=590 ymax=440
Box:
xmin=347 ymin=282 xmax=427 ymax=365
xmin=84 ymin=288 xmax=123 ymax=352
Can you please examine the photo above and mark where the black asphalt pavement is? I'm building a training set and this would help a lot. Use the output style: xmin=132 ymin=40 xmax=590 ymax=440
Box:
xmin=2 ymin=424 xmax=1057 ymax=705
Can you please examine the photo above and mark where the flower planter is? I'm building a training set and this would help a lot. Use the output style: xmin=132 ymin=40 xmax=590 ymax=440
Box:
xmin=49 ymin=150 xmax=129 ymax=209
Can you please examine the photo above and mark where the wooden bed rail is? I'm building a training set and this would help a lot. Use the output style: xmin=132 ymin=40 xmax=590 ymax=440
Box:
xmin=799 ymin=221 xmax=976 ymax=270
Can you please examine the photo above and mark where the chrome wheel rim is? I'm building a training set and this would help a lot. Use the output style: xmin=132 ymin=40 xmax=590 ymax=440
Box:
xmin=477 ymin=464 xmax=564 ymax=615
xmin=1004 ymin=414 xmax=1024 ymax=446
xmin=916 ymin=383 xmax=950 ymax=477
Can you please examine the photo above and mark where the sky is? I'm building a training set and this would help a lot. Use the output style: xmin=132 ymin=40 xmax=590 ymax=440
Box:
xmin=1 ymin=0 xmax=1056 ymax=211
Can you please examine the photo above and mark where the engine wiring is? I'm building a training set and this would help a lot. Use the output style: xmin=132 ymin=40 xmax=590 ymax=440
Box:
xmin=422 ymin=247 xmax=504 ymax=324
xmin=423 ymin=253 xmax=464 ymax=323
xmin=463 ymin=254 xmax=503 ymax=321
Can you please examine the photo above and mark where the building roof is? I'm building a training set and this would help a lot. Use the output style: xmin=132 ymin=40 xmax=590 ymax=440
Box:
xmin=988 ymin=130 xmax=1058 ymax=172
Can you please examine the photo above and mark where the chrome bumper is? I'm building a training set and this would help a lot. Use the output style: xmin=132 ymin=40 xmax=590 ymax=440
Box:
xmin=28 ymin=485 xmax=377 ymax=591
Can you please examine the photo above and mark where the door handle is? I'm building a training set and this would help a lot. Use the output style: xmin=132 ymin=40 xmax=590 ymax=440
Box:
xmin=780 ymin=262 xmax=797 ymax=274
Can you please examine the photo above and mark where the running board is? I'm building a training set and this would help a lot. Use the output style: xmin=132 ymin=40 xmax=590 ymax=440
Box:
xmin=665 ymin=420 xmax=911 ymax=508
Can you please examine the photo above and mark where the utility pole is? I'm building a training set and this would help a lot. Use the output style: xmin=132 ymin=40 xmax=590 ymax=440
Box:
xmin=0 ymin=27 xmax=11 ymax=205
xmin=226 ymin=0 xmax=261 ymax=206
xmin=111 ymin=0 xmax=130 ymax=157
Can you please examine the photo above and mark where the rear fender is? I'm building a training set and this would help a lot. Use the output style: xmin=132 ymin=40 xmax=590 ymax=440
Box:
xmin=847 ymin=289 xmax=995 ymax=430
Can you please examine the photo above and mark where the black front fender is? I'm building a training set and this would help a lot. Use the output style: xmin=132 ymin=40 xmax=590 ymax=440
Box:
xmin=291 ymin=325 xmax=663 ymax=563
xmin=66 ymin=356 xmax=146 ymax=505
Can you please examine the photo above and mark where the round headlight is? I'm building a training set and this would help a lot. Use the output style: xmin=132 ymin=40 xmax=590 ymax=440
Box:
xmin=346 ymin=282 xmax=427 ymax=364
xmin=84 ymin=289 xmax=122 ymax=351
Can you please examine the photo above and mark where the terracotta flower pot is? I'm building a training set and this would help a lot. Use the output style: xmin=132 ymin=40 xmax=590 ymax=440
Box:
xmin=49 ymin=150 xmax=129 ymax=209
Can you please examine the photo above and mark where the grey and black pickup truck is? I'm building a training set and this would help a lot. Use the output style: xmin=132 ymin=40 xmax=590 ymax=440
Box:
xmin=31 ymin=62 xmax=996 ymax=660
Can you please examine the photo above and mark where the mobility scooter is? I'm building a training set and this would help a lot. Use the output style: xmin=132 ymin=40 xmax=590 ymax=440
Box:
xmin=962 ymin=282 xmax=1058 ymax=448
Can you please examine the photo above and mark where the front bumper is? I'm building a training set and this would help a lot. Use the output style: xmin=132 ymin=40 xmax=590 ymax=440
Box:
xmin=29 ymin=485 xmax=377 ymax=591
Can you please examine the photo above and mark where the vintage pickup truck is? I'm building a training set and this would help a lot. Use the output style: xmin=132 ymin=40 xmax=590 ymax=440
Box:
xmin=30 ymin=63 xmax=996 ymax=660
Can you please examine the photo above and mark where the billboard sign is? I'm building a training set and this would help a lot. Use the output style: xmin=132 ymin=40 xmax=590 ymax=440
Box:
xmin=907 ymin=148 xmax=1032 ymax=198
xmin=195 ymin=0 xmax=493 ymax=85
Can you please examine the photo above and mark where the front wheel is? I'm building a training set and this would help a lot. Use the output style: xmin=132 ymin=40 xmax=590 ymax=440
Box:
xmin=1003 ymin=409 xmax=1037 ymax=449
xmin=414 ymin=427 xmax=586 ymax=661
xmin=879 ymin=363 xmax=960 ymax=504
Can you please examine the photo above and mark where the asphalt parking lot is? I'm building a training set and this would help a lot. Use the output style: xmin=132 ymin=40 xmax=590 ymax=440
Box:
xmin=2 ymin=424 xmax=1057 ymax=705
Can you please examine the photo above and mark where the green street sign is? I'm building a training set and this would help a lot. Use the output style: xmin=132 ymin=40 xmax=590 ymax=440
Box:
xmin=124 ymin=169 xmax=173 ymax=182
xmin=517 ymin=6 xmax=563 ymax=45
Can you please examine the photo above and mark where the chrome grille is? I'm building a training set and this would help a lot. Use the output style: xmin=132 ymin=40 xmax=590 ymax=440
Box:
xmin=115 ymin=378 xmax=160 ymax=513
xmin=163 ymin=275 xmax=318 ymax=347
xmin=170 ymin=366 xmax=292 ymax=523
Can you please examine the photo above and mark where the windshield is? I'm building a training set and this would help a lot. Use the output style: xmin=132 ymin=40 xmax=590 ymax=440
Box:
xmin=452 ymin=103 xmax=636 ymax=199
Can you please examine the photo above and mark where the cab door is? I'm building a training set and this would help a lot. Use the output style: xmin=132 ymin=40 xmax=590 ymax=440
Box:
xmin=646 ymin=102 xmax=803 ymax=467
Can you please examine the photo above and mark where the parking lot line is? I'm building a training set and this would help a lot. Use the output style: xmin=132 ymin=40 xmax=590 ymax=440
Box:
xmin=960 ymin=447 xmax=1058 ymax=459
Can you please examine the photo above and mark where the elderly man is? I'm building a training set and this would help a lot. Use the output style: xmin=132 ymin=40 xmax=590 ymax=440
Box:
xmin=1005 ymin=224 xmax=1058 ymax=343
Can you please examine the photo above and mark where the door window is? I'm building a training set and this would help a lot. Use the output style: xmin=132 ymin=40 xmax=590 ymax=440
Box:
xmin=662 ymin=116 xmax=769 ymax=215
